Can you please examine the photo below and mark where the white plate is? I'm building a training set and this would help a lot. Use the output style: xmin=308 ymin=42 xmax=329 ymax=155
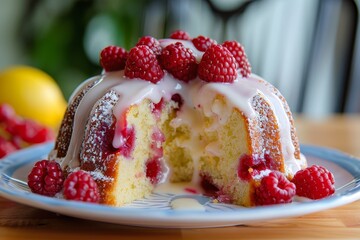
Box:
xmin=1 ymin=143 xmax=360 ymax=228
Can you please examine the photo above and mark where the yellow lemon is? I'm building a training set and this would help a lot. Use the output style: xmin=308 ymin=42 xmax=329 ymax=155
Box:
xmin=0 ymin=66 xmax=67 ymax=129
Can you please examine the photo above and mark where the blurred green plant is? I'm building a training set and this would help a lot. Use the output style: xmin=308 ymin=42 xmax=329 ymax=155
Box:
xmin=20 ymin=0 xmax=148 ymax=99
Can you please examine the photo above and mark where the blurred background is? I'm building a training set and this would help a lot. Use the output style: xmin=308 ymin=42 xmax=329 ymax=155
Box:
xmin=0 ymin=0 xmax=359 ymax=117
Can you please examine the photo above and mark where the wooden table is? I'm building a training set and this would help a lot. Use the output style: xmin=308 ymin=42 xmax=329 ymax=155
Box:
xmin=1 ymin=114 xmax=360 ymax=239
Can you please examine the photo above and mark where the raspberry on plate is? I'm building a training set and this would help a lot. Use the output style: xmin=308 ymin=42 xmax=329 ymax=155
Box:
xmin=136 ymin=36 xmax=162 ymax=55
xmin=222 ymin=40 xmax=251 ymax=78
xmin=0 ymin=136 xmax=17 ymax=158
xmin=27 ymin=160 xmax=64 ymax=197
xmin=160 ymin=42 xmax=198 ymax=82
xmin=63 ymin=170 xmax=100 ymax=203
xmin=255 ymin=171 xmax=296 ymax=206
xmin=125 ymin=45 xmax=164 ymax=83
xmin=169 ymin=30 xmax=191 ymax=40
xmin=198 ymin=44 xmax=237 ymax=83
xmin=192 ymin=35 xmax=217 ymax=52
xmin=14 ymin=119 xmax=54 ymax=144
xmin=100 ymin=46 xmax=128 ymax=72
xmin=0 ymin=103 xmax=16 ymax=123
xmin=292 ymin=165 xmax=335 ymax=200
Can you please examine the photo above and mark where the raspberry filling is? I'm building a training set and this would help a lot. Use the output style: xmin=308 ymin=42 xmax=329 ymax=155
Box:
xmin=171 ymin=93 xmax=183 ymax=109
xmin=145 ymin=157 xmax=164 ymax=185
xmin=118 ymin=126 xmax=135 ymax=158
xmin=146 ymin=127 xmax=166 ymax=185
xmin=151 ymin=98 xmax=164 ymax=119
xmin=200 ymin=175 xmax=232 ymax=203
xmin=237 ymin=154 xmax=278 ymax=181
xmin=150 ymin=127 xmax=165 ymax=157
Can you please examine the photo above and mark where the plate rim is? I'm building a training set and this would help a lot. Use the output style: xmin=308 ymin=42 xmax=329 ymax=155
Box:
xmin=1 ymin=143 xmax=360 ymax=228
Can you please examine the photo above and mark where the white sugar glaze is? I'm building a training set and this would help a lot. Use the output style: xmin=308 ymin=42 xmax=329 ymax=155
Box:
xmin=170 ymin=198 xmax=206 ymax=211
xmin=58 ymin=39 xmax=305 ymax=178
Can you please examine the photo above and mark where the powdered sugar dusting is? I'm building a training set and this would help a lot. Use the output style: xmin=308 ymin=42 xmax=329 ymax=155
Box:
xmin=52 ymin=76 xmax=99 ymax=159
xmin=81 ymin=90 xmax=119 ymax=165
xmin=252 ymin=169 xmax=272 ymax=180
xmin=90 ymin=170 xmax=114 ymax=182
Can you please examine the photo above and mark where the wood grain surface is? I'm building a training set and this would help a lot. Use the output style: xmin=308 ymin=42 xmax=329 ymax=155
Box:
xmin=1 ymin=114 xmax=360 ymax=239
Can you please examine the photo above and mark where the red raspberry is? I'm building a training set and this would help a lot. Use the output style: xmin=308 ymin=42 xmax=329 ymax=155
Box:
xmin=200 ymin=175 xmax=232 ymax=203
xmin=100 ymin=46 xmax=128 ymax=72
xmin=255 ymin=171 xmax=296 ymax=206
xmin=150 ymin=127 xmax=165 ymax=158
xmin=27 ymin=160 xmax=64 ymax=197
xmin=222 ymin=40 xmax=251 ymax=78
xmin=136 ymin=36 xmax=162 ymax=55
xmin=9 ymin=136 xmax=22 ymax=150
xmin=146 ymin=157 xmax=164 ymax=185
xmin=169 ymin=30 xmax=191 ymax=40
xmin=63 ymin=170 xmax=100 ymax=203
xmin=198 ymin=44 xmax=237 ymax=83
xmin=119 ymin=126 xmax=135 ymax=158
xmin=125 ymin=45 xmax=164 ymax=83
xmin=3 ymin=117 xmax=22 ymax=136
xmin=237 ymin=154 xmax=278 ymax=181
xmin=160 ymin=42 xmax=198 ymax=82
xmin=151 ymin=98 xmax=164 ymax=119
xmin=12 ymin=119 xmax=54 ymax=144
xmin=292 ymin=165 xmax=335 ymax=200
xmin=0 ymin=136 xmax=17 ymax=158
xmin=0 ymin=103 xmax=16 ymax=123
xmin=171 ymin=93 xmax=183 ymax=109
xmin=192 ymin=35 xmax=217 ymax=52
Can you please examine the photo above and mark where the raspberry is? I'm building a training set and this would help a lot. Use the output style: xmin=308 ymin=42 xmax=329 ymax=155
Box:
xmin=0 ymin=103 xmax=16 ymax=123
xmin=125 ymin=45 xmax=164 ymax=83
xmin=151 ymin=98 xmax=164 ymax=119
xmin=150 ymin=127 xmax=165 ymax=158
xmin=146 ymin=127 xmax=165 ymax=185
xmin=0 ymin=136 xmax=17 ymax=158
xmin=192 ymin=35 xmax=217 ymax=52
xmin=136 ymin=36 xmax=162 ymax=55
xmin=9 ymin=136 xmax=22 ymax=150
xmin=222 ymin=40 xmax=251 ymax=78
xmin=200 ymin=175 xmax=232 ymax=203
xmin=237 ymin=154 xmax=278 ymax=181
xmin=27 ymin=160 xmax=64 ymax=197
xmin=100 ymin=46 xmax=128 ymax=72
xmin=171 ymin=93 xmax=183 ymax=109
xmin=198 ymin=44 xmax=237 ymax=83
xmin=3 ymin=117 xmax=22 ymax=136
xmin=292 ymin=165 xmax=335 ymax=200
xmin=255 ymin=171 xmax=296 ymax=206
xmin=12 ymin=119 xmax=54 ymax=144
xmin=146 ymin=157 xmax=164 ymax=185
xmin=169 ymin=30 xmax=191 ymax=40
xmin=160 ymin=42 xmax=198 ymax=82
xmin=119 ymin=126 xmax=135 ymax=158
xmin=63 ymin=170 xmax=100 ymax=203
xmin=29 ymin=126 xmax=54 ymax=143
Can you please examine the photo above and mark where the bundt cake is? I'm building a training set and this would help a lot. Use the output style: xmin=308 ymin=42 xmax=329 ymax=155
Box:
xmin=49 ymin=32 xmax=307 ymax=207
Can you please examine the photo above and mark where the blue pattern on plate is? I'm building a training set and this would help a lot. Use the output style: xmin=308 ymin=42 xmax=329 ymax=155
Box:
xmin=1 ymin=143 xmax=360 ymax=227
